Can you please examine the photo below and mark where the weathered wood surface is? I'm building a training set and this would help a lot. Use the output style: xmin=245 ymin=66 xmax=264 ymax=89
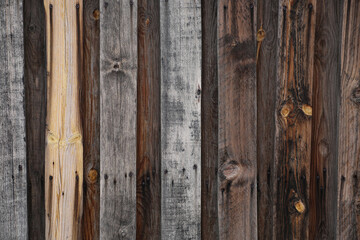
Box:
xmin=0 ymin=0 xmax=28 ymax=239
xmin=82 ymin=0 xmax=100 ymax=239
xmin=309 ymin=0 xmax=341 ymax=239
xmin=136 ymin=0 xmax=161 ymax=239
xmin=217 ymin=0 xmax=257 ymax=239
xmin=337 ymin=0 xmax=360 ymax=238
xmin=256 ymin=0 xmax=278 ymax=239
xmin=24 ymin=0 xmax=46 ymax=238
xmin=274 ymin=0 xmax=316 ymax=239
xmin=99 ymin=0 xmax=137 ymax=239
xmin=201 ymin=0 xmax=219 ymax=240
xmin=44 ymin=0 xmax=84 ymax=239
xmin=160 ymin=0 xmax=202 ymax=239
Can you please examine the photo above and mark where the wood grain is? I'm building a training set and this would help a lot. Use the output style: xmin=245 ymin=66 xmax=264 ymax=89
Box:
xmin=256 ymin=0 xmax=279 ymax=239
xmin=337 ymin=0 xmax=360 ymax=238
xmin=0 ymin=0 xmax=28 ymax=239
xmin=99 ymin=0 xmax=137 ymax=239
xmin=309 ymin=0 xmax=341 ymax=239
xmin=24 ymin=0 xmax=47 ymax=238
xmin=44 ymin=1 xmax=84 ymax=239
xmin=160 ymin=0 xmax=202 ymax=239
xmin=81 ymin=0 xmax=100 ymax=239
xmin=136 ymin=0 xmax=161 ymax=239
xmin=274 ymin=0 xmax=316 ymax=239
xmin=217 ymin=1 xmax=257 ymax=239
xmin=201 ymin=0 xmax=219 ymax=240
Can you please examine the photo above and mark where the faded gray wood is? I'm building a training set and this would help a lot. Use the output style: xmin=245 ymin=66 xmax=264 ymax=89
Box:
xmin=160 ymin=0 xmax=202 ymax=239
xmin=99 ymin=0 xmax=137 ymax=239
xmin=0 ymin=0 xmax=28 ymax=239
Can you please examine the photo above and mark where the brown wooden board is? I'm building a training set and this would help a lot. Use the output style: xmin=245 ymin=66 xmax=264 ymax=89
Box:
xmin=217 ymin=0 xmax=258 ymax=239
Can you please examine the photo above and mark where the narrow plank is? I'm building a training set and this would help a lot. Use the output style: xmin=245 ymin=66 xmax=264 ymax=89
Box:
xmin=82 ymin=0 xmax=100 ymax=238
xmin=99 ymin=0 xmax=137 ymax=239
xmin=0 ymin=0 xmax=28 ymax=239
xmin=337 ymin=0 xmax=360 ymax=238
xmin=309 ymin=0 xmax=342 ymax=239
xmin=201 ymin=0 xmax=219 ymax=240
xmin=256 ymin=0 xmax=279 ymax=239
xmin=217 ymin=1 xmax=257 ymax=239
xmin=24 ymin=0 xmax=46 ymax=238
xmin=274 ymin=0 xmax=316 ymax=239
xmin=136 ymin=0 xmax=161 ymax=239
xmin=44 ymin=0 xmax=84 ymax=239
xmin=160 ymin=0 xmax=202 ymax=239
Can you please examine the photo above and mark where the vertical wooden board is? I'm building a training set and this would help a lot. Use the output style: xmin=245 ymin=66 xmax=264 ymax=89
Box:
xmin=24 ymin=0 xmax=46 ymax=238
xmin=201 ymin=0 xmax=219 ymax=240
xmin=0 ymin=0 xmax=28 ymax=239
xmin=337 ymin=0 xmax=360 ymax=238
xmin=137 ymin=0 xmax=161 ymax=239
xmin=160 ymin=0 xmax=202 ymax=239
xmin=274 ymin=0 xmax=316 ymax=239
xmin=256 ymin=0 xmax=279 ymax=239
xmin=100 ymin=0 xmax=137 ymax=239
xmin=82 ymin=0 xmax=100 ymax=239
xmin=217 ymin=1 xmax=257 ymax=239
xmin=309 ymin=0 xmax=341 ymax=239
xmin=44 ymin=0 xmax=84 ymax=239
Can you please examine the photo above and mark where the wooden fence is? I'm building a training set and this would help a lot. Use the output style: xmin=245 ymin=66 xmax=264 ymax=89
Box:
xmin=1 ymin=0 xmax=359 ymax=239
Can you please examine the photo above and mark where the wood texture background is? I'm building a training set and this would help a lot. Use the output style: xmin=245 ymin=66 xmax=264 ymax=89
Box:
xmin=2 ymin=0 xmax=360 ymax=239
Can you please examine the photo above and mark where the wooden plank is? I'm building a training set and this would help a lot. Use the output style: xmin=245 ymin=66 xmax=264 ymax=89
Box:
xmin=160 ymin=0 xmax=202 ymax=239
xmin=309 ymin=0 xmax=341 ymax=239
xmin=274 ymin=0 xmax=316 ymax=239
xmin=82 ymin=0 xmax=100 ymax=239
xmin=24 ymin=0 xmax=46 ymax=238
xmin=256 ymin=0 xmax=279 ymax=239
xmin=136 ymin=0 xmax=161 ymax=239
xmin=201 ymin=0 xmax=219 ymax=240
xmin=337 ymin=0 xmax=360 ymax=238
xmin=99 ymin=0 xmax=137 ymax=239
xmin=217 ymin=1 xmax=257 ymax=239
xmin=44 ymin=0 xmax=84 ymax=239
xmin=0 ymin=0 xmax=28 ymax=239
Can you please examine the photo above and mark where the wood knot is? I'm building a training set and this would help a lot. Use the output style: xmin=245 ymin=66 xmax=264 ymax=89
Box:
xmin=88 ymin=168 xmax=98 ymax=183
xmin=351 ymin=87 xmax=360 ymax=104
xmin=301 ymin=104 xmax=312 ymax=116
xmin=294 ymin=200 xmax=306 ymax=213
xmin=257 ymin=26 xmax=266 ymax=42
xmin=222 ymin=162 xmax=240 ymax=181
xmin=93 ymin=9 xmax=100 ymax=20
xmin=280 ymin=104 xmax=292 ymax=118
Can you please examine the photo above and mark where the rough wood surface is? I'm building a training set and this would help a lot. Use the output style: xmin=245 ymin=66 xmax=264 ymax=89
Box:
xmin=274 ymin=0 xmax=316 ymax=239
xmin=0 ymin=0 xmax=28 ymax=239
xmin=44 ymin=0 xmax=84 ymax=239
xmin=136 ymin=0 xmax=161 ymax=239
xmin=256 ymin=0 xmax=278 ymax=239
xmin=81 ymin=0 xmax=100 ymax=239
xmin=160 ymin=0 xmax=202 ymax=239
xmin=337 ymin=0 xmax=360 ymax=238
xmin=309 ymin=0 xmax=341 ymax=239
xmin=201 ymin=0 xmax=219 ymax=240
xmin=24 ymin=0 xmax=47 ymax=238
xmin=217 ymin=1 xmax=257 ymax=239
xmin=99 ymin=0 xmax=137 ymax=239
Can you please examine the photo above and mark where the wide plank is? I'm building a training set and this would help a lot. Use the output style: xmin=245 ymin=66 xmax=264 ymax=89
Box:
xmin=160 ymin=0 xmax=202 ymax=239
xmin=217 ymin=1 xmax=257 ymax=239
xmin=99 ymin=0 xmax=137 ymax=239
xmin=0 ymin=0 xmax=28 ymax=239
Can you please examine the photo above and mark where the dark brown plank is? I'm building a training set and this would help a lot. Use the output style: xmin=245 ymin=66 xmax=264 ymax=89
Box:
xmin=309 ymin=0 xmax=342 ymax=239
xmin=24 ymin=0 xmax=46 ymax=238
xmin=81 ymin=0 xmax=100 ymax=239
xmin=136 ymin=0 xmax=161 ymax=239
xmin=274 ymin=0 xmax=316 ymax=239
xmin=256 ymin=0 xmax=279 ymax=239
xmin=337 ymin=0 xmax=360 ymax=238
xmin=201 ymin=0 xmax=219 ymax=240
xmin=218 ymin=1 xmax=257 ymax=239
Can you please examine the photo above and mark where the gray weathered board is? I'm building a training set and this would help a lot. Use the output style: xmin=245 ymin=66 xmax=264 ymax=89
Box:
xmin=99 ymin=0 xmax=137 ymax=239
xmin=160 ymin=0 xmax=202 ymax=239
xmin=0 ymin=0 xmax=28 ymax=239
